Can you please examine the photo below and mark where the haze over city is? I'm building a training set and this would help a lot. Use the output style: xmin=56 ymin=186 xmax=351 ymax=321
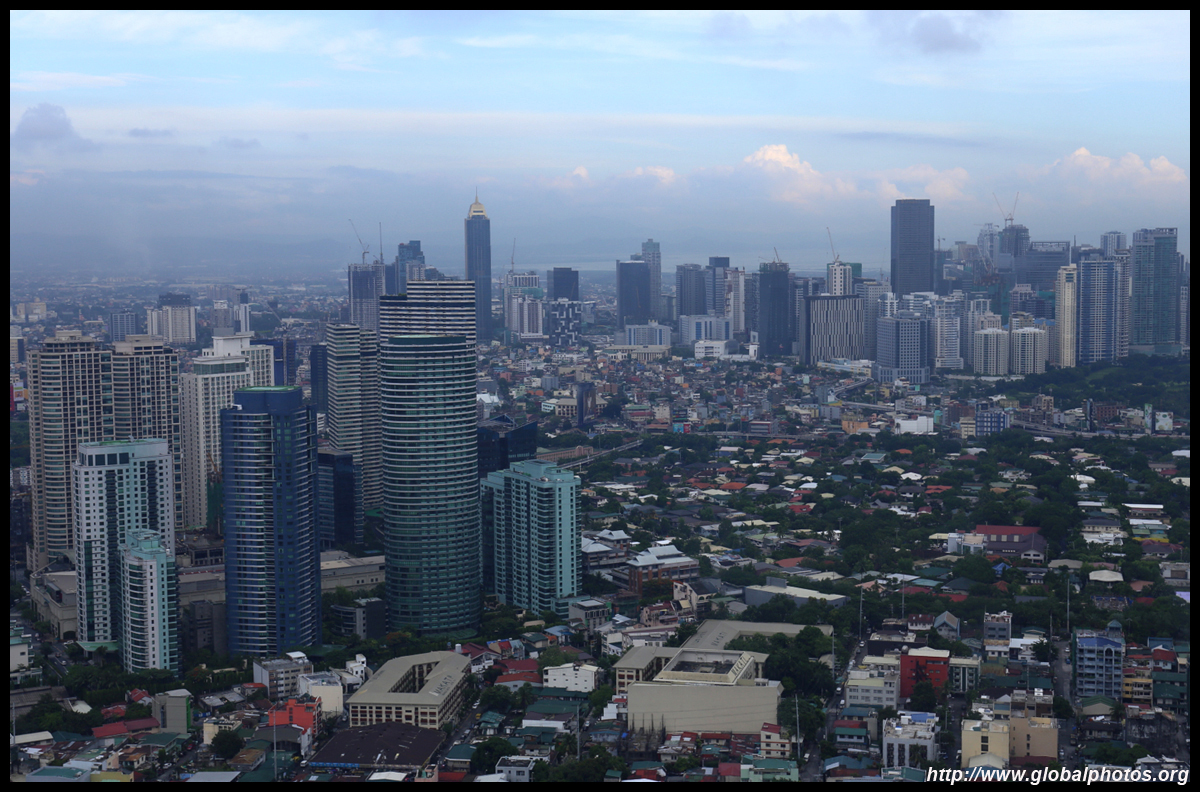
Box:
xmin=10 ymin=10 xmax=1190 ymax=276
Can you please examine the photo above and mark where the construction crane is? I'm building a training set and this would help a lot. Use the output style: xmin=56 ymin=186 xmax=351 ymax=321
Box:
xmin=993 ymin=192 xmax=1019 ymax=228
xmin=510 ymin=238 xmax=516 ymax=275
xmin=826 ymin=227 xmax=840 ymax=265
xmin=349 ymin=219 xmax=369 ymax=266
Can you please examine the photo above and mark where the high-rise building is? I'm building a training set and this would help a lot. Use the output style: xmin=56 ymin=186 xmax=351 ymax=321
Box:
xmin=642 ymin=239 xmax=662 ymax=321
xmin=973 ymin=328 xmax=1009 ymax=376
xmin=1129 ymin=227 xmax=1180 ymax=354
xmin=724 ymin=268 xmax=746 ymax=334
xmin=506 ymin=295 xmax=544 ymax=339
xmin=977 ymin=223 xmax=1000 ymax=270
xmin=1073 ymin=623 xmax=1125 ymax=701
xmin=232 ymin=302 xmax=251 ymax=334
xmin=827 ymin=262 xmax=854 ymax=296
xmin=465 ymin=194 xmax=493 ymax=342
xmin=796 ymin=295 xmax=865 ymax=365
xmin=546 ymin=299 xmax=582 ymax=348
xmin=961 ymin=300 xmax=997 ymax=369
xmin=308 ymin=343 xmax=329 ymax=413
xmin=119 ymin=530 xmax=179 ymax=674
xmin=389 ymin=240 xmax=424 ymax=295
xmin=222 ymin=387 xmax=320 ymax=656
xmin=381 ymin=336 xmax=480 ymax=635
xmin=873 ymin=311 xmax=933 ymax=385
xmin=73 ymin=439 xmax=175 ymax=671
xmin=675 ymin=264 xmax=707 ymax=318
xmin=616 ymin=260 xmax=652 ymax=328
xmin=705 ymin=258 xmax=730 ymax=316
xmin=348 ymin=262 xmax=386 ymax=337
xmin=254 ymin=338 xmax=298 ymax=386
xmin=317 ymin=449 xmax=361 ymax=549
xmin=482 ymin=459 xmax=581 ymax=617
xmin=744 ymin=272 xmax=760 ymax=334
xmin=890 ymin=199 xmax=935 ymax=296
xmin=324 ymin=324 xmax=382 ymax=512
xmin=112 ymin=335 xmax=182 ymax=530
xmin=502 ymin=271 xmax=540 ymax=330
xmin=997 ymin=224 xmax=1031 ymax=272
xmin=180 ymin=335 xmax=271 ymax=529
xmin=1077 ymin=258 xmax=1129 ymax=364
xmin=477 ymin=416 xmax=537 ymax=481
xmin=380 ymin=281 xmax=477 ymax=347
xmin=757 ymin=262 xmax=791 ymax=358
xmin=146 ymin=304 xmax=197 ymax=345
xmin=1010 ymin=327 xmax=1048 ymax=374
xmin=1099 ymin=231 xmax=1126 ymax=258
xmin=1019 ymin=241 xmax=1070 ymax=292
xmin=546 ymin=267 xmax=580 ymax=302
xmin=109 ymin=311 xmax=140 ymax=343
xmin=1051 ymin=265 xmax=1078 ymax=368
xmin=855 ymin=280 xmax=889 ymax=360
xmin=29 ymin=332 xmax=113 ymax=571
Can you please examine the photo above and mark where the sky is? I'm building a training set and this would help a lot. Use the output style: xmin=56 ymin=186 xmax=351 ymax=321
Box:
xmin=9 ymin=10 xmax=1191 ymax=276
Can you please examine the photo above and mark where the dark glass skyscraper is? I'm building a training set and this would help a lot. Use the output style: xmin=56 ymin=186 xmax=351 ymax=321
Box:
xmin=675 ymin=263 xmax=707 ymax=317
xmin=1130 ymin=227 xmax=1180 ymax=355
xmin=757 ymin=262 xmax=791 ymax=358
xmin=222 ymin=387 xmax=320 ymax=656
xmin=381 ymin=335 xmax=480 ymax=636
xmin=308 ymin=343 xmax=328 ymax=414
xmin=317 ymin=449 xmax=361 ymax=549
xmin=388 ymin=240 xmax=424 ymax=294
xmin=616 ymin=260 xmax=652 ymax=328
xmin=890 ymin=199 xmax=935 ymax=296
xmin=547 ymin=267 xmax=580 ymax=301
xmin=465 ymin=195 xmax=492 ymax=343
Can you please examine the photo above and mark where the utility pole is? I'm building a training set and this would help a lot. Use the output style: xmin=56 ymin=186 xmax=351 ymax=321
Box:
xmin=859 ymin=585 xmax=864 ymax=643
xmin=794 ymin=695 xmax=801 ymax=760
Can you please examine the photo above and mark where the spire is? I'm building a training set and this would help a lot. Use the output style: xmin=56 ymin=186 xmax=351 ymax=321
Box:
xmin=468 ymin=190 xmax=488 ymax=219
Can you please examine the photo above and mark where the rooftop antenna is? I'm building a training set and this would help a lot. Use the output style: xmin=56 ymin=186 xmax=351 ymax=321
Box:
xmin=349 ymin=220 xmax=369 ymax=266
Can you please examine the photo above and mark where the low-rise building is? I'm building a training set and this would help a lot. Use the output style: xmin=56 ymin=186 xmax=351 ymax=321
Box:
xmin=960 ymin=719 xmax=1009 ymax=768
xmin=882 ymin=712 xmax=938 ymax=768
xmin=253 ymin=652 xmax=313 ymax=700
xmin=543 ymin=662 xmax=601 ymax=693
xmin=347 ymin=651 xmax=470 ymax=730
xmin=1008 ymin=715 xmax=1058 ymax=762
xmin=845 ymin=668 xmax=900 ymax=710
xmin=298 ymin=672 xmax=345 ymax=714
xmin=496 ymin=754 xmax=540 ymax=783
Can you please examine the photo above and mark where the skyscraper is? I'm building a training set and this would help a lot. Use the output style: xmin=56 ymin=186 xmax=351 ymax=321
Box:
xmin=1099 ymin=231 xmax=1126 ymax=258
xmin=388 ymin=240 xmax=424 ymax=295
xmin=308 ymin=343 xmax=329 ymax=413
xmin=724 ymin=268 xmax=746 ymax=334
xmin=973 ymin=328 xmax=1009 ymax=376
xmin=118 ymin=530 xmax=179 ymax=674
xmin=855 ymin=280 xmax=888 ymax=360
xmin=1077 ymin=258 xmax=1129 ymax=364
xmin=73 ymin=438 xmax=175 ymax=672
xmin=1010 ymin=327 xmax=1049 ymax=374
xmin=873 ymin=310 xmax=933 ymax=385
xmin=482 ymin=459 xmax=581 ymax=617
xmin=381 ymin=336 xmax=480 ymax=636
xmin=1051 ymin=265 xmax=1078 ymax=368
xmin=890 ymin=199 xmax=935 ymax=296
xmin=109 ymin=311 xmax=139 ymax=343
xmin=379 ymin=281 xmax=477 ymax=346
xmin=324 ymin=324 xmax=382 ymax=512
xmin=757 ymin=262 xmax=792 ymax=358
xmin=546 ymin=267 xmax=580 ymax=302
xmin=348 ymin=262 xmax=386 ymax=337
xmin=546 ymin=299 xmax=582 ymax=348
xmin=796 ymin=295 xmax=865 ymax=365
xmin=146 ymin=303 xmax=197 ymax=345
xmin=29 ymin=331 xmax=113 ymax=571
xmin=1129 ymin=227 xmax=1180 ymax=355
xmin=705 ymin=257 xmax=730 ymax=315
xmin=253 ymin=337 xmax=298 ymax=386
xmin=675 ymin=264 xmax=707 ymax=318
xmin=317 ymin=449 xmax=361 ymax=549
xmin=180 ymin=334 xmax=271 ymax=529
xmin=827 ymin=262 xmax=854 ymax=296
xmin=616 ymin=260 xmax=652 ymax=328
xmin=1019 ymin=241 xmax=1070 ymax=292
xmin=642 ymin=239 xmax=662 ymax=321
xmin=222 ymin=387 xmax=320 ymax=656
xmin=465 ymin=194 xmax=493 ymax=343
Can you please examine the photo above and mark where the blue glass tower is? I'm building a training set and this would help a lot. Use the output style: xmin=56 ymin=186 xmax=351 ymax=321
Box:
xmin=222 ymin=387 xmax=320 ymax=655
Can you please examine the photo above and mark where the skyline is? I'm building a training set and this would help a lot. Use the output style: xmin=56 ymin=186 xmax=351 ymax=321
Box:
xmin=10 ymin=11 xmax=1191 ymax=274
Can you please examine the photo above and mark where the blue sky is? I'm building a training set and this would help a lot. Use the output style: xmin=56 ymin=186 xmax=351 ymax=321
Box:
xmin=10 ymin=10 xmax=1191 ymax=274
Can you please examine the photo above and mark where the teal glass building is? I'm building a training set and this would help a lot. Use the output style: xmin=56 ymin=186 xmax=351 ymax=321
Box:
xmin=380 ymin=335 xmax=480 ymax=636
xmin=482 ymin=459 xmax=581 ymax=618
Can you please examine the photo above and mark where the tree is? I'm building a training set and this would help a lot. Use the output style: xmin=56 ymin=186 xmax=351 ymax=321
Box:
xmin=1031 ymin=639 xmax=1057 ymax=663
xmin=517 ymin=682 xmax=537 ymax=708
xmin=537 ymin=647 xmax=570 ymax=672
xmin=1052 ymin=696 xmax=1073 ymax=721
xmin=471 ymin=735 xmax=519 ymax=774
xmin=589 ymin=684 xmax=615 ymax=716
xmin=211 ymin=730 xmax=244 ymax=760
xmin=479 ymin=684 xmax=515 ymax=711
xmin=909 ymin=680 xmax=938 ymax=713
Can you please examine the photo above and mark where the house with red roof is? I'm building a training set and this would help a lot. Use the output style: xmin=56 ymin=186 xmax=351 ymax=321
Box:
xmin=495 ymin=671 xmax=543 ymax=692
xmin=972 ymin=525 xmax=1046 ymax=560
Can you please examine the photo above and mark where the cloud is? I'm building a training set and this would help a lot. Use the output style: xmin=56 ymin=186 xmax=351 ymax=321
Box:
xmin=628 ymin=166 xmax=678 ymax=186
xmin=10 ymin=169 xmax=45 ymax=186
xmin=10 ymin=103 xmax=98 ymax=152
xmin=11 ymin=10 xmax=312 ymax=52
xmin=875 ymin=164 xmax=972 ymax=203
xmin=129 ymin=128 xmax=174 ymax=138
xmin=10 ymin=71 xmax=147 ymax=92
xmin=866 ymin=11 xmax=1001 ymax=54
xmin=742 ymin=144 xmax=857 ymax=203
xmin=1043 ymin=147 xmax=1188 ymax=186
xmin=215 ymin=137 xmax=261 ymax=150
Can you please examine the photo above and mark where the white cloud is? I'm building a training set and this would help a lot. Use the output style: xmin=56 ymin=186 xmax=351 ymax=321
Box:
xmin=742 ymin=144 xmax=858 ymax=203
xmin=628 ymin=166 xmax=678 ymax=185
xmin=1044 ymin=147 xmax=1188 ymax=186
